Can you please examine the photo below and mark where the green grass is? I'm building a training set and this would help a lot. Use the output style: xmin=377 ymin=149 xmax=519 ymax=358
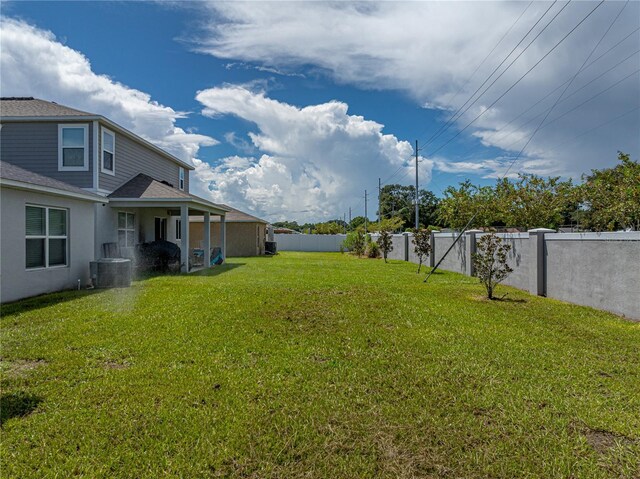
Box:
xmin=1 ymin=252 xmax=639 ymax=478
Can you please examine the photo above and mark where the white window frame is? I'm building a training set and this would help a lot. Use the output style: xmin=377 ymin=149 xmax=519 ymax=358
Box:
xmin=117 ymin=211 xmax=136 ymax=248
xmin=25 ymin=205 xmax=69 ymax=270
xmin=58 ymin=124 xmax=89 ymax=171
xmin=179 ymin=167 xmax=185 ymax=191
xmin=176 ymin=218 xmax=182 ymax=240
xmin=101 ymin=127 xmax=116 ymax=175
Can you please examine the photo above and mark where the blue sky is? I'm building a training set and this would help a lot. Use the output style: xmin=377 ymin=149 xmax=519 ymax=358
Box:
xmin=2 ymin=1 xmax=638 ymax=222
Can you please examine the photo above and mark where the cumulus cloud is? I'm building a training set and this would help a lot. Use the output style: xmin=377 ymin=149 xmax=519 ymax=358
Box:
xmin=193 ymin=85 xmax=425 ymax=222
xmin=194 ymin=1 xmax=640 ymax=178
xmin=0 ymin=18 xmax=217 ymax=163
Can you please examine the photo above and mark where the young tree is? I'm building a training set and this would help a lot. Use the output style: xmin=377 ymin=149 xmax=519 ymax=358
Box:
xmin=577 ymin=152 xmax=640 ymax=231
xmin=472 ymin=234 xmax=513 ymax=300
xmin=412 ymin=229 xmax=432 ymax=273
xmin=377 ymin=230 xmax=393 ymax=263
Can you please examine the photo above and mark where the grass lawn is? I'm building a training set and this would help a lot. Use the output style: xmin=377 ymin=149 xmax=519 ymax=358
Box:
xmin=1 ymin=252 xmax=639 ymax=478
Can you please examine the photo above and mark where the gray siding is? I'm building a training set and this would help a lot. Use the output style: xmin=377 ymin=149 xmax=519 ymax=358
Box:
xmin=0 ymin=122 xmax=93 ymax=189
xmin=98 ymin=125 xmax=190 ymax=193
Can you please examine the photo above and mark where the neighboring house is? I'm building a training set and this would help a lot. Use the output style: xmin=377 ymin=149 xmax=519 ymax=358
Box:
xmin=273 ymin=227 xmax=301 ymax=234
xmin=0 ymin=97 xmax=229 ymax=302
xmin=189 ymin=205 xmax=268 ymax=257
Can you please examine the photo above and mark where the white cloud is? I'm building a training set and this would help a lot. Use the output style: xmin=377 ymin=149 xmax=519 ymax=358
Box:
xmin=194 ymin=86 xmax=425 ymax=222
xmin=0 ymin=18 xmax=217 ymax=164
xmin=194 ymin=1 xmax=640 ymax=178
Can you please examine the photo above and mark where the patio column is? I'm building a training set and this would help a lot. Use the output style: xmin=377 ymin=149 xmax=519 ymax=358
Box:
xmin=180 ymin=205 xmax=189 ymax=273
xmin=204 ymin=212 xmax=211 ymax=268
xmin=220 ymin=214 xmax=226 ymax=262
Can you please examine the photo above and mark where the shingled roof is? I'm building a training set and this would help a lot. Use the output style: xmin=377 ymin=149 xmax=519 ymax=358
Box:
xmin=190 ymin=204 xmax=268 ymax=224
xmin=108 ymin=173 xmax=191 ymax=200
xmin=107 ymin=174 xmax=229 ymax=213
xmin=0 ymin=161 xmax=105 ymax=201
xmin=0 ymin=97 xmax=95 ymax=117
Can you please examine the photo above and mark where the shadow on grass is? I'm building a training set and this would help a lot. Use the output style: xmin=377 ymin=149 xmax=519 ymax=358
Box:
xmin=1 ymin=392 xmax=42 ymax=427
xmin=493 ymin=297 xmax=528 ymax=303
xmin=190 ymin=261 xmax=246 ymax=277
xmin=0 ymin=289 xmax=101 ymax=318
xmin=472 ymin=294 xmax=528 ymax=303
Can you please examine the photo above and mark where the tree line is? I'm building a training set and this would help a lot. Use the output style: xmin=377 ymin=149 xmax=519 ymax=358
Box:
xmin=272 ymin=152 xmax=639 ymax=233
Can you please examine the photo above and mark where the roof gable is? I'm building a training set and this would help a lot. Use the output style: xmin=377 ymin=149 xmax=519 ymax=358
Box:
xmin=108 ymin=174 xmax=191 ymax=199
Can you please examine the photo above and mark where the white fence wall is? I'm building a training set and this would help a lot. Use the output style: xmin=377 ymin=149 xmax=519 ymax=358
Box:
xmin=274 ymin=234 xmax=347 ymax=252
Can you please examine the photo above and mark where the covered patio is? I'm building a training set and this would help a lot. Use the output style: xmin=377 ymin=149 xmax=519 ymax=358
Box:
xmin=107 ymin=174 xmax=229 ymax=272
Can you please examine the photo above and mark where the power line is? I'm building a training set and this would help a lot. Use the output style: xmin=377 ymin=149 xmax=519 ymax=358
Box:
xmin=427 ymin=103 xmax=639 ymax=196
xmin=412 ymin=0 xmax=534 ymax=142
xmin=420 ymin=1 xmax=562 ymax=150
xmin=427 ymin=0 xmax=607 ymax=159
xmin=493 ymin=68 xmax=640 ymax=156
xmin=475 ymin=47 xmax=639 ymax=152
xmin=500 ymin=0 xmax=622 ymax=179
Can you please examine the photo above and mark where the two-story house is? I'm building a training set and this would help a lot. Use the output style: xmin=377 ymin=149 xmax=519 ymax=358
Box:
xmin=0 ymin=97 xmax=229 ymax=302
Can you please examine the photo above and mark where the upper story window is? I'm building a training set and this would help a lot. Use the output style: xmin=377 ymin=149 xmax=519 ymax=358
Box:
xmin=58 ymin=124 xmax=89 ymax=171
xmin=101 ymin=127 xmax=115 ymax=175
xmin=26 ymin=205 xmax=68 ymax=269
xmin=179 ymin=167 xmax=185 ymax=191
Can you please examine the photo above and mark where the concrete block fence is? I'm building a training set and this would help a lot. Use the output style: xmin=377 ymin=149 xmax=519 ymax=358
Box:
xmin=275 ymin=230 xmax=640 ymax=320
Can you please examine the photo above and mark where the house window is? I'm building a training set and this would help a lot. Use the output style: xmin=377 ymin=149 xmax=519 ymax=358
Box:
xmin=118 ymin=212 xmax=135 ymax=248
xmin=58 ymin=124 xmax=88 ymax=171
xmin=176 ymin=219 xmax=182 ymax=240
xmin=179 ymin=167 xmax=185 ymax=191
xmin=101 ymin=127 xmax=115 ymax=174
xmin=25 ymin=205 xmax=68 ymax=269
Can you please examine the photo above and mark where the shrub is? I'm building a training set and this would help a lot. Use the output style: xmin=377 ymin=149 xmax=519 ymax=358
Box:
xmin=343 ymin=230 xmax=366 ymax=256
xmin=366 ymin=241 xmax=380 ymax=258
xmin=472 ymin=234 xmax=513 ymax=299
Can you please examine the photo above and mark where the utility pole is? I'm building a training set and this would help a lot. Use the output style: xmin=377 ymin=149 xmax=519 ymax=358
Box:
xmin=415 ymin=139 xmax=419 ymax=230
xmin=364 ymin=190 xmax=368 ymax=234
xmin=378 ymin=177 xmax=382 ymax=224
xmin=343 ymin=213 xmax=346 ymax=234
xmin=349 ymin=207 xmax=352 ymax=228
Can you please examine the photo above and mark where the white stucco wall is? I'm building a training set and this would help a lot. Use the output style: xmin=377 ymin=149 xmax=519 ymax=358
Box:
xmin=1 ymin=187 xmax=98 ymax=302
xmin=274 ymin=233 xmax=347 ymax=252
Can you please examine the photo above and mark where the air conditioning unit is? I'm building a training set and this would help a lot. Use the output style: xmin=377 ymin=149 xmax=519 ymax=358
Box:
xmin=265 ymin=241 xmax=277 ymax=255
xmin=90 ymin=258 xmax=132 ymax=288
